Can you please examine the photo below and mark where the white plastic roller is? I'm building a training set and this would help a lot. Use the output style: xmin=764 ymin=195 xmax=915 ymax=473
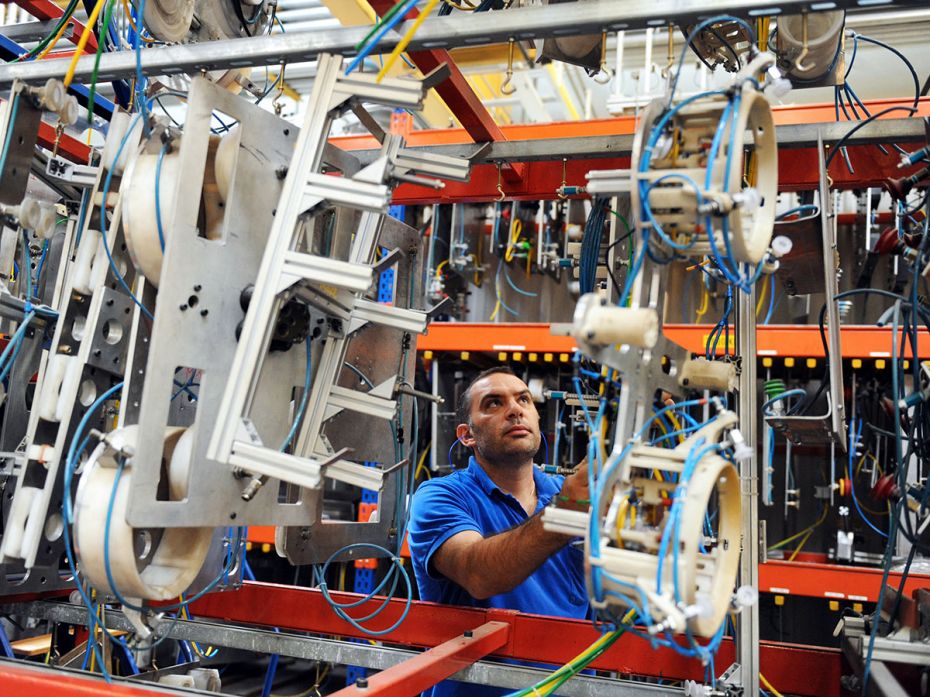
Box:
xmin=73 ymin=426 xmax=213 ymax=601
xmin=571 ymin=293 xmax=659 ymax=349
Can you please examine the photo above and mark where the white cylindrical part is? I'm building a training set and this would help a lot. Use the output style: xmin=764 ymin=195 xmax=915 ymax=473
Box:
xmin=679 ymin=357 xmax=737 ymax=392
xmin=573 ymin=294 xmax=659 ymax=349
xmin=779 ymin=11 xmax=844 ymax=80
xmin=101 ymin=112 xmax=141 ymax=175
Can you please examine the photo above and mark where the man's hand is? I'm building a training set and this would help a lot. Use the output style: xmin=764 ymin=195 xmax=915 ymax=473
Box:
xmin=555 ymin=457 xmax=590 ymax=511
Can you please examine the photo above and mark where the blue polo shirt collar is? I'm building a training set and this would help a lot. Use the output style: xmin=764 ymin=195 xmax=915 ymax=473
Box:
xmin=465 ymin=456 xmax=561 ymax=510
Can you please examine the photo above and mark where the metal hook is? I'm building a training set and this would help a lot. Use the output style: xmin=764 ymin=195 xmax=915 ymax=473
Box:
xmin=496 ymin=162 xmax=506 ymax=201
xmin=593 ymin=30 xmax=613 ymax=84
xmin=794 ymin=13 xmax=814 ymax=73
xmin=501 ymin=38 xmax=518 ymax=95
xmin=659 ymin=24 xmax=674 ymax=80
xmin=557 ymin=158 xmax=568 ymax=199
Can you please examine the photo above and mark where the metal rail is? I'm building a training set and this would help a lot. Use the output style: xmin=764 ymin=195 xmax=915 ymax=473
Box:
xmin=0 ymin=601 xmax=678 ymax=697
xmin=1 ymin=0 xmax=928 ymax=87
xmin=346 ymin=117 xmax=926 ymax=166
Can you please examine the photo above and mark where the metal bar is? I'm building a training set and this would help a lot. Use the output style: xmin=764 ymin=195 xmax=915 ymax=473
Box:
xmin=0 ymin=607 xmax=678 ymax=697
xmin=345 ymin=116 xmax=927 ymax=166
xmin=0 ymin=20 xmax=63 ymax=43
xmin=14 ymin=0 xmax=98 ymax=53
xmin=737 ymin=284 xmax=760 ymax=694
xmin=328 ymin=621 xmax=510 ymax=697
xmin=178 ymin=583 xmax=841 ymax=696
xmin=4 ymin=0 xmax=927 ymax=87
xmin=0 ymin=660 xmax=176 ymax=696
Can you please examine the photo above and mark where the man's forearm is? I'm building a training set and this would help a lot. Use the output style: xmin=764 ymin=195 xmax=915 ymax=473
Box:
xmin=457 ymin=513 xmax=569 ymax=599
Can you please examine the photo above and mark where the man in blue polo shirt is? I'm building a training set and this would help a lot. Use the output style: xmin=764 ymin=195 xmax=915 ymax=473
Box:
xmin=408 ymin=366 xmax=590 ymax=697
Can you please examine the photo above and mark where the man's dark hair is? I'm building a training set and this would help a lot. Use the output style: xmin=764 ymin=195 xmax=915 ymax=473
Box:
xmin=456 ymin=366 xmax=517 ymax=426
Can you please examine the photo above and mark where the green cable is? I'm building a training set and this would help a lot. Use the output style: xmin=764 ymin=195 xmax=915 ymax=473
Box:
xmin=87 ymin=0 xmax=118 ymax=123
xmin=510 ymin=626 xmax=627 ymax=697
xmin=12 ymin=0 xmax=80 ymax=62
xmin=355 ymin=0 xmax=407 ymax=50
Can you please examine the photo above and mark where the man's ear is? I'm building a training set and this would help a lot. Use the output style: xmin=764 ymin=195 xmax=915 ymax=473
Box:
xmin=456 ymin=423 xmax=475 ymax=447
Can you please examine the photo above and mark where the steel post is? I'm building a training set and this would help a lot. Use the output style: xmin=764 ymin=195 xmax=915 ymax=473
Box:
xmin=737 ymin=285 xmax=760 ymax=695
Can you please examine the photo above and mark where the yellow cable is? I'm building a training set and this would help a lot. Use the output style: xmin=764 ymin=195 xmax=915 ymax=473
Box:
xmin=760 ymin=673 xmax=784 ymax=697
xmin=755 ymin=273 xmax=768 ymax=317
xmin=120 ymin=0 xmax=156 ymax=42
xmin=434 ymin=259 xmax=448 ymax=278
xmin=63 ymin=0 xmax=108 ymax=88
xmin=787 ymin=527 xmax=813 ymax=562
xmin=694 ymin=282 xmax=709 ymax=321
xmin=36 ymin=15 xmax=73 ymax=59
xmin=489 ymin=299 xmax=501 ymax=321
xmin=533 ymin=609 xmax=637 ymax=694
xmin=376 ymin=0 xmax=440 ymax=82
xmin=505 ymin=218 xmax=522 ymax=262
xmin=415 ymin=445 xmax=431 ymax=480
xmin=768 ymin=504 xmax=829 ymax=551
xmin=615 ymin=497 xmax=629 ymax=542
xmin=665 ymin=411 xmax=685 ymax=445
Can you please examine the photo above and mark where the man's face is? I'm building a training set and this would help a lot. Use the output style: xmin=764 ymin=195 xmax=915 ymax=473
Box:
xmin=458 ymin=372 xmax=541 ymax=467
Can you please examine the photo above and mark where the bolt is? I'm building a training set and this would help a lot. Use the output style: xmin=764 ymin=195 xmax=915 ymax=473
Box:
xmin=355 ymin=677 xmax=368 ymax=689
xmin=179 ymin=304 xmax=188 ymax=311
xmin=463 ymin=630 xmax=473 ymax=638
xmin=193 ymin=284 xmax=202 ymax=292
xmin=200 ymin=309 xmax=209 ymax=317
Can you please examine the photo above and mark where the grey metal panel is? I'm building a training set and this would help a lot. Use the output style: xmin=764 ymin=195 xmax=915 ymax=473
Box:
xmin=1 ymin=0 xmax=927 ymax=86
xmin=124 ymin=77 xmax=309 ymax=528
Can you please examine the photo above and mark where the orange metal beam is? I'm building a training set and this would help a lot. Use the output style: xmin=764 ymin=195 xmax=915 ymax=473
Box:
xmin=665 ymin=323 xmax=930 ymax=359
xmin=331 ymin=97 xmax=930 ymax=152
xmin=760 ymin=559 xmax=930 ymax=603
xmin=417 ymin=322 xmax=930 ymax=359
xmin=327 ymin=621 xmax=510 ymax=697
xmin=419 ymin=322 xmax=577 ymax=354
xmin=0 ymin=660 xmax=176 ymax=696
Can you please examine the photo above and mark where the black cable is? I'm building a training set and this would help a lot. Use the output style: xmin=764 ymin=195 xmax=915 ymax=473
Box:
xmin=853 ymin=33 xmax=920 ymax=109
xmin=825 ymin=107 xmax=918 ymax=170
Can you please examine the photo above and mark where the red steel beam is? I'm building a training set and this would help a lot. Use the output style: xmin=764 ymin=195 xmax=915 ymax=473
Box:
xmin=760 ymin=560 xmax=930 ymax=603
xmin=37 ymin=120 xmax=91 ymax=164
xmin=366 ymin=0 xmax=525 ymax=183
xmin=329 ymin=97 xmax=930 ymax=201
xmin=328 ymin=621 xmax=510 ymax=697
xmin=0 ymin=660 xmax=177 ymax=696
xmin=188 ymin=581 xmax=842 ymax=696
xmin=15 ymin=0 xmax=99 ymax=53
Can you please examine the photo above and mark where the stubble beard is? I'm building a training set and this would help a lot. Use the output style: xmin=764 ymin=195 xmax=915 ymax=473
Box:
xmin=472 ymin=426 xmax=540 ymax=468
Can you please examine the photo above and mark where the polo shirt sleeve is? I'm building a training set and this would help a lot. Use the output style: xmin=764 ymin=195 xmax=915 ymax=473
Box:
xmin=408 ymin=479 xmax=481 ymax=580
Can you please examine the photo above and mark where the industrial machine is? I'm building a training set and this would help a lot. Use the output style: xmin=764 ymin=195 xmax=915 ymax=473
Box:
xmin=0 ymin=1 xmax=928 ymax=696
